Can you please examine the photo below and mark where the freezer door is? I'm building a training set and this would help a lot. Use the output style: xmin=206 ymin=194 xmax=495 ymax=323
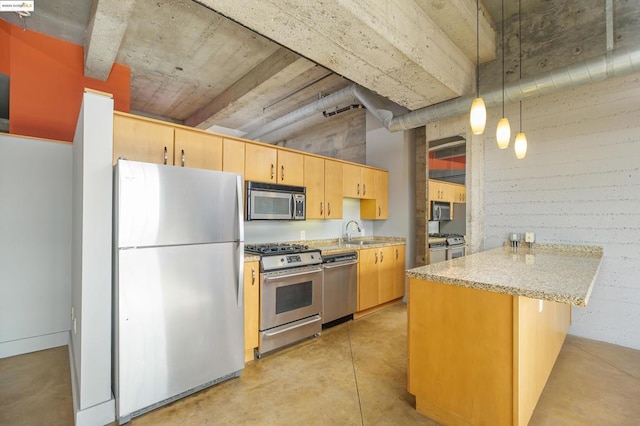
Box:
xmin=115 ymin=160 xmax=243 ymax=248
xmin=115 ymin=242 xmax=244 ymax=419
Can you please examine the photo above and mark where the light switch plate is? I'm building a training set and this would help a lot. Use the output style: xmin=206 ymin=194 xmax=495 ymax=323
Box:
xmin=525 ymin=232 xmax=535 ymax=243
xmin=300 ymin=230 xmax=306 ymax=240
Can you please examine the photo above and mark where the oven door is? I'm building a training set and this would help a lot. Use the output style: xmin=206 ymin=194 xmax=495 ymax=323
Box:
xmin=260 ymin=265 xmax=323 ymax=330
xmin=248 ymin=189 xmax=293 ymax=220
xmin=446 ymin=245 xmax=466 ymax=260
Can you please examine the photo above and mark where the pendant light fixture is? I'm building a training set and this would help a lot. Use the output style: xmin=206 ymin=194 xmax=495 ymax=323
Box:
xmin=514 ymin=0 xmax=528 ymax=159
xmin=496 ymin=0 xmax=511 ymax=149
xmin=469 ymin=0 xmax=486 ymax=135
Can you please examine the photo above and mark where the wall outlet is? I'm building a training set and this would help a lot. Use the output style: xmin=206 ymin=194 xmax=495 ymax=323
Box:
xmin=361 ymin=228 xmax=365 ymax=237
xmin=71 ymin=306 xmax=75 ymax=321
xmin=300 ymin=230 xmax=306 ymax=241
xmin=525 ymin=232 xmax=535 ymax=243
xmin=73 ymin=318 xmax=77 ymax=335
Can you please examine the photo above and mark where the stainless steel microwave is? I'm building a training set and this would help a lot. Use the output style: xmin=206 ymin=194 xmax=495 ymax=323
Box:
xmin=431 ymin=201 xmax=451 ymax=221
xmin=246 ymin=181 xmax=306 ymax=221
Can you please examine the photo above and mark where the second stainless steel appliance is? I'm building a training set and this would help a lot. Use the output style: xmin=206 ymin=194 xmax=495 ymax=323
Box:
xmin=322 ymin=252 xmax=358 ymax=326
xmin=113 ymin=160 xmax=245 ymax=424
xmin=245 ymin=243 xmax=323 ymax=357
xmin=431 ymin=201 xmax=451 ymax=221
xmin=246 ymin=181 xmax=306 ymax=221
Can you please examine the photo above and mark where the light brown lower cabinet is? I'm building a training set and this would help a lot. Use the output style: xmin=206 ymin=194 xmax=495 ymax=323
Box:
xmin=408 ymin=278 xmax=570 ymax=425
xmin=243 ymin=261 xmax=259 ymax=362
xmin=357 ymin=244 xmax=405 ymax=312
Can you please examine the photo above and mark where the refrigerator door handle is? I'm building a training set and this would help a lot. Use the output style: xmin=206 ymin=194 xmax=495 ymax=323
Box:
xmin=236 ymin=175 xmax=244 ymax=308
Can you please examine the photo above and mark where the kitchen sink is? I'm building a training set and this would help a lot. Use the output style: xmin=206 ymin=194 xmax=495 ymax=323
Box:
xmin=344 ymin=240 xmax=378 ymax=247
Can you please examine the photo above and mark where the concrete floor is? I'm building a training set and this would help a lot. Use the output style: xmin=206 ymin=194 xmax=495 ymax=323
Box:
xmin=1 ymin=302 xmax=639 ymax=425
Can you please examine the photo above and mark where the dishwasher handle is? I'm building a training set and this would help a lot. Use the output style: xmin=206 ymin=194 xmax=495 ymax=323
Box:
xmin=323 ymin=259 xmax=358 ymax=269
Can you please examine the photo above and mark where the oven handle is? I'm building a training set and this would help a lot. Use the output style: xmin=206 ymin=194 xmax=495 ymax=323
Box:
xmin=263 ymin=268 xmax=322 ymax=281
xmin=263 ymin=315 xmax=321 ymax=337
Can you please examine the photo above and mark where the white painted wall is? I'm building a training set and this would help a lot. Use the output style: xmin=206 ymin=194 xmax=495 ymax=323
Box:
xmin=482 ymin=73 xmax=640 ymax=349
xmin=70 ymin=92 xmax=116 ymax=424
xmin=0 ymin=135 xmax=71 ymax=358
xmin=365 ymin=113 xmax=416 ymax=272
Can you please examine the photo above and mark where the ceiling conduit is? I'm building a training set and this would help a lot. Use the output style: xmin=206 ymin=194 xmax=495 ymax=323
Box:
xmin=246 ymin=47 xmax=640 ymax=140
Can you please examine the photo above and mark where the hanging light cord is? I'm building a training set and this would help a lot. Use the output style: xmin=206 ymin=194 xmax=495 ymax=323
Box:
xmin=518 ymin=0 xmax=523 ymax=132
xmin=476 ymin=0 xmax=480 ymax=98
xmin=501 ymin=0 xmax=505 ymax=117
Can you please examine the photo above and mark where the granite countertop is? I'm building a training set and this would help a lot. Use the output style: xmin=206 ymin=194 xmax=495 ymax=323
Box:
xmin=406 ymin=244 xmax=603 ymax=307
xmin=243 ymin=237 xmax=406 ymax=261
xmin=306 ymin=236 xmax=406 ymax=254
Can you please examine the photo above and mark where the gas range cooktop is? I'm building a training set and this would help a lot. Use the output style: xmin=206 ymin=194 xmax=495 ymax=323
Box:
xmin=245 ymin=243 xmax=311 ymax=255
xmin=245 ymin=243 xmax=322 ymax=272
xmin=428 ymin=233 xmax=466 ymax=247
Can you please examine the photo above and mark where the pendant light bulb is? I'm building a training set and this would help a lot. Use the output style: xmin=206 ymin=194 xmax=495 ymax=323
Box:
xmin=470 ymin=97 xmax=487 ymax=135
xmin=469 ymin=0 xmax=485 ymax=135
xmin=515 ymin=132 xmax=528 ymax=159
xmin=496 ymin=117 xmax=511 ymax=149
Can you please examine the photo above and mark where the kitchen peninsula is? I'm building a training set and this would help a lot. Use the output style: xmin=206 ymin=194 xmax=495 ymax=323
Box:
xmin=406 ymin=244 xmax=603 ymax=426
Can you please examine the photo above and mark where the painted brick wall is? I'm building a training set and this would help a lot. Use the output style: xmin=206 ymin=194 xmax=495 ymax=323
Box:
xmin=483 ymin=72 xmax=640 ymax=349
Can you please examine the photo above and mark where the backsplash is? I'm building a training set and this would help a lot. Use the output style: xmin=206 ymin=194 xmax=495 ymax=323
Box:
xmin=245 ymin=198 xmax=373 ymax=243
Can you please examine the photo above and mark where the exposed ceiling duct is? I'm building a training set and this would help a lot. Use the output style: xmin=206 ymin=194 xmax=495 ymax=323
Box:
xmin=246 ymin=47 xmax=640 ymax=140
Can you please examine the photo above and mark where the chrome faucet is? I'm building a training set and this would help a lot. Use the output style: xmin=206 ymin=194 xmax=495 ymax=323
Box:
xmin=344 ymin=220 xmax=361 ymax=242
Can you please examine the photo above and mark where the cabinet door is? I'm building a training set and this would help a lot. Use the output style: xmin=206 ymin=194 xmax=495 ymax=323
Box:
xmin=358 ymin=248 xmax=379 ymax=311
xmin=324 ymin=160 xmax=343 ymax=219
xmin=360 ymin=170 xmax=388 ymax=220
xmin=304 ymin=156 xmax=325 ymax=219
xmin=377 ymin=246 xmax=396 ymax=304
xmin=361 ymin=167 xmax=376 ymax=199
xmin=453 ymin=184 xmax=466 ymax=203
xmin=343 ymin=163 xmax=362 ymax=198
xmin=174 ymin=128 xmax=222 ymax=170
xmin=277 ymin=150 xmax=304 ymax=186
xmin=243 ymin=261 xmax=259 ymax=362
xmin=223 ymin=138 xmax=245 ymax=177
xmin=428 ymin=180 xmax=442 ymax=201
xmin=439 ymin=181 xmax=454 ymax=202
xmin=113 ymin=114 xmax=174 ymax=165
xmin=245 ymin=144 xmax=277 ymax=183
xmin=393 ymin=245 xmax=406 ymax=299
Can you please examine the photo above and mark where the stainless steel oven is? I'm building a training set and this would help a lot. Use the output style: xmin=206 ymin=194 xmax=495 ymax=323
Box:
xmin=245 ymin=244 xmax=323 ymax=357
xmin=447 ymin=245 xmax=466 ymax=260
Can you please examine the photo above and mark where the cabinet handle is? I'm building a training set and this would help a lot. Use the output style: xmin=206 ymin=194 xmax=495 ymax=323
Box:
xmin=163 ymin=146 xmax=168 ymax=165
xmin=396 ymin=248 xmax=399 ymax=260
xmin=281 ymin=165 xmax=285 ymax=181
xmin=380 ymin=250 xmax=384 ymax=262
xmin=181 ymin=149 xmax=185 ymax=167
xmin=363 ymin=184 xmax=366 ymax=196
xmin=251 ymin=267 xmax=256 ymax=285
xmin=271 ymin=164 xmax=275 ymax=180
xmin=378 ymin=206 xmax=381 ymax=217
xmin=320 ymin=202 xmax=324 ymax=215
xmin=328 ymin=202 xmax=331 ymax=216
xmin=357 ymin=183 xmax=360 ymax=195
xmin=375 ymin=252 xmax=378 ymax=264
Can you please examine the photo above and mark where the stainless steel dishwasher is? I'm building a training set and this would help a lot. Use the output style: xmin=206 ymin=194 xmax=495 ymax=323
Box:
xmin=322 ymin=252 xmax=358 ymax=326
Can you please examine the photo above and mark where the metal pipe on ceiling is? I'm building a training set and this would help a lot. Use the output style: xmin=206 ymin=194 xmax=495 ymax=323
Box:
xmin=246 ymin=47 xmax=640 ymax=139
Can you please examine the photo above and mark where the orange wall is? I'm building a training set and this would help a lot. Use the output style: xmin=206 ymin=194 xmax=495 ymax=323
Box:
xmin=3 ymin=21 xmax=130 ymax=142
xmin=429 ymin=153 xmax=466 ymax=171
xmin=0 ymin=21 xmax=9 ymax=74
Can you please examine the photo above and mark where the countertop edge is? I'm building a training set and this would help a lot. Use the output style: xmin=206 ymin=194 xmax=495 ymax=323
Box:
xmin=406 ymin=245 xmax=604 ymax=307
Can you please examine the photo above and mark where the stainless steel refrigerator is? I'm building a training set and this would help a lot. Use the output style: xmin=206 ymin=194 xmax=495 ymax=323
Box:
xmin=113 ymin=160 xmax=244 ymax=424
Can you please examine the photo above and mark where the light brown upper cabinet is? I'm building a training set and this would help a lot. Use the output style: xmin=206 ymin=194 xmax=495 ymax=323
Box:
xmin=453 ymin=184 xmax=466 ymax=203
xmin=304 ymin=156 xmax=325 ymax=220
xmin=324 ymin=160 xmax=343 ymax=219
xmin=343 ymin=164 xmax=376 ymax=199
xmin=304 ymin=157 xmax=344 ymax=220
xmin=245 ymin=144 xmax=303 ymax=186
xmin=173 ymin=128 xmax=222 ymax=171
xmin=223 ymin=138 xmax=245 ymax=178
xmin=361 ymin=170 xmax=388 ymax=220
xmin=113 ymin=113 xmax=174 ymax=165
